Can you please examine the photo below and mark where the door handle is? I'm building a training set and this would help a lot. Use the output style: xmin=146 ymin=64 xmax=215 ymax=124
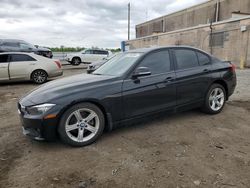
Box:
xmin=164 ymin=77 xmax=174 ymax=83
xmin=29 ymin=63 xmax=36 ymax=65
xmin=203 ymin=69 xmax=210 ymax=73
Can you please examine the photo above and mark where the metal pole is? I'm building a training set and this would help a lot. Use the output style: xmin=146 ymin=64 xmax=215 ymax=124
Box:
xmin=128 ymin=3 xmax=130 ymax=40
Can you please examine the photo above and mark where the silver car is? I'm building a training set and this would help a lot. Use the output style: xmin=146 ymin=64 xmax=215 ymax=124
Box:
xmin=0 ymin=52 xmax=63 ymax=84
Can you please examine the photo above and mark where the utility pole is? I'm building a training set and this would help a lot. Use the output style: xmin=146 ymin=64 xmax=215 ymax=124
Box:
xmin=128 ymin=2 xmax=130 ymax=40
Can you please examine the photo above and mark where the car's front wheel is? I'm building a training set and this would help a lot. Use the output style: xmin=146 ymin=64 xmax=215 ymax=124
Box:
xmin=58 ymin=103 xmax=105 ymax=147
xmin=71 ymin=57 xmax=81 ymax=66
xmin=202 ymin=84 xmax=226 ymax=114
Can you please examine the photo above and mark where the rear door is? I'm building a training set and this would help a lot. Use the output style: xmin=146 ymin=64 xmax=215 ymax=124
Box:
xmin=9 ymin=54 xmax=36 ymax=80
xmin=0 ymin=54 xmax=10 ymax=81
xmin=122 ymin=49 xmax=176 ymax=119
xmin=93 ymin=50 xmax=108 ymax=61
xmin=173 ymin=48 xmax=212 ymax=106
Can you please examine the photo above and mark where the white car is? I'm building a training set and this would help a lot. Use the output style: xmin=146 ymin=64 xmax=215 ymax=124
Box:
xmin=0 ymin=52 xmax=63 ymax=84
xmin=66 ymin=49 xmax=111 ymax=65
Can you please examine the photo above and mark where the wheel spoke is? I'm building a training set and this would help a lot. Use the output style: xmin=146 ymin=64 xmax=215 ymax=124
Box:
xmin=216 ymin=100 xmax=222 ymax=107
xmin=66 ymin=123 xmax=78 ymax=132
xmin=211 ymin=100 xmax=216 ymax=109
xmin=85 ymin=112 xmax=96 ymax=123
xmin=85 ymin=123 xmax=97 ymax=133
xmin=209 ymin=95 xmax=213 ymax=101
xmin=214 ymin=88 xmax=218 ymax=96
xmin=74 ymin=110 xmax=83 ymax=122
xmin=77 ymin=128 xmax=84 ymax=141
xmin=217 ymin=93 xmax=224 ymax=99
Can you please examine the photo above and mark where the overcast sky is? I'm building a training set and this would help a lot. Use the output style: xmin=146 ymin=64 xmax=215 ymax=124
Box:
xmin=0 ymin=0 xmax=207 ymax=48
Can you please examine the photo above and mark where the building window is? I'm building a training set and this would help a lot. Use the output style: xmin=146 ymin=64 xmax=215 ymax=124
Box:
xmin=210 ymin=32 xmax=224 ymax=47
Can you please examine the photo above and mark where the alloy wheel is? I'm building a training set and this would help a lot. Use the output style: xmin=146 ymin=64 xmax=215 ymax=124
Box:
xmin=65 ymin=108 xmax=100 ymax=143
xmin=209 ymin=87 xmax=225 ymax=111
xmin=32 ymin=70 xmax=47 ymax=84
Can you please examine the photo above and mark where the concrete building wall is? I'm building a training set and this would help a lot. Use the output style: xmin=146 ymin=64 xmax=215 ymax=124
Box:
xmin=136 ymin=0 xmax=250 ymax=38
xmin=128 ymin=17 xmax=250 ymax=68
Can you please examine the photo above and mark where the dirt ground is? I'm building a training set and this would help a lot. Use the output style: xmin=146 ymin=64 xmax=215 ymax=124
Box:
xmin=0 ymin=65 xmax=250 ymax=188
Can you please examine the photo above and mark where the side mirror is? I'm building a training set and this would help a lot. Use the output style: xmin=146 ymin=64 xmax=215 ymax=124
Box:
xmin=132 ymin=67 xmax=151 ymax=78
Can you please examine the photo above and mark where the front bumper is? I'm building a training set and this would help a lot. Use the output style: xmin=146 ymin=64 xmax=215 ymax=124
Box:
xmin=18 ymin=103 xmax=59 ymax=141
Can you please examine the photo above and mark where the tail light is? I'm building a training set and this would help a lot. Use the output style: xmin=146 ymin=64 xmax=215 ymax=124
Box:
xmin=54 ymin=60 xmax=61 ymax=69
xmin=230 ymin=63 xmax=236 ymax=72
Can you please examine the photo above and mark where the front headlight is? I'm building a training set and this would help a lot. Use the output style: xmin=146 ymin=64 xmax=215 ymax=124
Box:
xmin=26 ymin=103 xmax=56 ymax=115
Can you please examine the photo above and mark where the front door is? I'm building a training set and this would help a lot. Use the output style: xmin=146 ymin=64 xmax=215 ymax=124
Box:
xmin=0 ymin=54 xmax=10 ymax=81
xmin=122 ymin=49 xmax=176 ymax=119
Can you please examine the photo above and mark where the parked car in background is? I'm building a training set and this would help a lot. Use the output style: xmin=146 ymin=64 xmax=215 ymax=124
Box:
xmin=66 ymin=49 xmax=111 ymax=65
xmin=0 ymin=52 xmax=62 ymax=84
xmin=18 ymin=46 xmax=236 ymax=146
xmin=0 ymin=39 xmax=53 ymax=58
xmin=87 ymin=53 xmax=121 ymax=73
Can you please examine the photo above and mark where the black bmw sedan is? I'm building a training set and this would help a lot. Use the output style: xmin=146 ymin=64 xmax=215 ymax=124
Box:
xmin=18 ymin=46 xmax=236 ymax=146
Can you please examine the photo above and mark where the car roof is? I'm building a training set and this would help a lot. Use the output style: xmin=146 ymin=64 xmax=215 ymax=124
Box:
xmin=0 ymin=52 xmax=35 ymax=55
xmin=0 ymin=39 xmax=26 ymax=43
xmin=127 ymin=45 xmax=210 ymax=55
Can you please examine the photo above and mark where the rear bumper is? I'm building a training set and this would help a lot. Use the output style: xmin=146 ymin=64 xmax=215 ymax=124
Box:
xmin=49 ymin=70 xmax=63 ymax=78
xmin=227 ymin=74 xmax=237 ymax=98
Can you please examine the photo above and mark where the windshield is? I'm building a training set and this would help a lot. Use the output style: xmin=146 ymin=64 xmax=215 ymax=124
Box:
xmin=93 ymin=52 xmax=142 ymax=76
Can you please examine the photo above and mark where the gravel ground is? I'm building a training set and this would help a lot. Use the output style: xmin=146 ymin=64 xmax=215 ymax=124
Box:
xmin=0 ymin=66 xmax=250 ymax=188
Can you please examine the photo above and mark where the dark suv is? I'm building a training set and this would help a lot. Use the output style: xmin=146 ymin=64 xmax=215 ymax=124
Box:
xmin=18 ymin=46 xmax=236 ymax=147
xmin=0 ymin=39 xmax=53 ymax=58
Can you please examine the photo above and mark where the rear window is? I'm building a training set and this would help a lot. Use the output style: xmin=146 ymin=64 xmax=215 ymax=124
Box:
xmin=0 ymin=55 xmax=9 ymax=63
xmin=196 ymin=51 xmax=210 ymax=65
xmin=94 ymin=50 xmax=108 ymax=55
xmin=175 ymin=49 xmax=199 ymax=70
xmin=11 ymin=54 xmax=36 ymax=62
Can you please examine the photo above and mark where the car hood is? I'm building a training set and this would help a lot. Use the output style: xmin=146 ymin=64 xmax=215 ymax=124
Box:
xmin=20 ymin=73 xmax=116 ymax=105
xmin=36 ymin=46 xmax=51 ymax=52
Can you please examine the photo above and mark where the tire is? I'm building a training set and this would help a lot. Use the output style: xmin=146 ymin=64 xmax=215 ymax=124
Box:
xmin=71 ymin=57 xmax=81 ymax=66
xmin=201 ymin=84 xmax=226 ymax=114
xmin=31 ymin=70 xmax=48 ymax=84
xmin=58 ymin=103 xmax=105 ymax=147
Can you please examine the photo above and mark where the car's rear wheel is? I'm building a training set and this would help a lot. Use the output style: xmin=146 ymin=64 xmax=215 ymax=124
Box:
xmin=31 ymin=70 xmax=48 ymax=84
xmin=202 ymin=84 xmax=226 ymax=114
xmin=71 ymin=57 xmax=81 ymax=66
xmin=58 ymin=103 xmax=105 ymax=147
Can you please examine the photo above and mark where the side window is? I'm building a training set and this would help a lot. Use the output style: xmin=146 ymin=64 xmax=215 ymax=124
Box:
xmin=11 ymin=54 xmax=36 ymax=62
xmin=2 ymin=42 xmax=19 ymax=48
xmin=94 ymin=50 xmax=101 ymax=54
xmin=0 ymin=55 xmax=9 ymax=63
xmin=196 ymin=51 xmax=210 ymax=66
xmin=101 ymin=51 xmax=108 ymax=55
xmin=138 ymin=50 xmax=171 ymax=74
xmin=85 ymin=50 xmax=93 ymax=54
xmin=175 ymin=49 xmax=199 ymax=70
xmin=20 ymin=43 xmax=33 ymax=50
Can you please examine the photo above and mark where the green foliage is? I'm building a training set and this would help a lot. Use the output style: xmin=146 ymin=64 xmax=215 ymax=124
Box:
xmin=49 ymin=47 xmax=85 ymax=52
